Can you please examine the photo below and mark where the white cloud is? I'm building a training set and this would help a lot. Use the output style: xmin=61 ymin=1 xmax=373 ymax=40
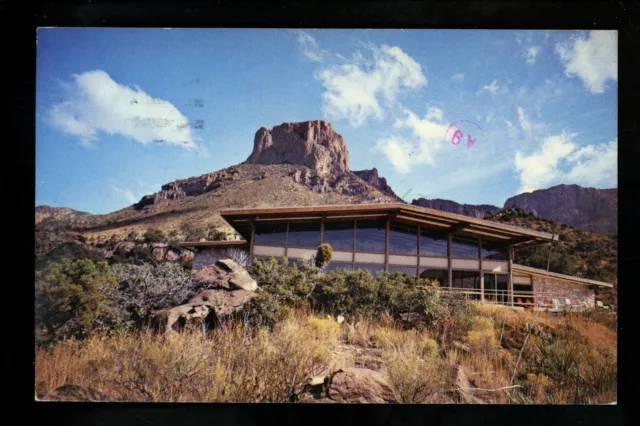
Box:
xmin=111 ymin=185 xmax=138 ymax=203
xmin=565 ymin=138 xmax=617 ymax=186
xmin=515 ymin=132 xmax=617 ymax=192
xmin=451 ymin=73 xmax=465 ymax=82
xmin=295 ymin=30 xmax=327 ymax=62
xmin=515 ymin=131 xmax=577 ymax=192
xmin=48 ymin=70 xmax=197 ymax=149
xmin=524 ymin=46 xmax=540 ymax=64
xmin=376 ymin=108 xmax=449 ymax=174
xmin=476 ymin=79 xmax=499 ymax=95
xmin=316 ymin=45 xmax=427 ymax=127
xmin=425 ymin=106 xmax=444 ymax=122
xmin=555 ymin=30 xmax=617 ymax=94
xmin=517 ymin=107 xmax=532 ymax=137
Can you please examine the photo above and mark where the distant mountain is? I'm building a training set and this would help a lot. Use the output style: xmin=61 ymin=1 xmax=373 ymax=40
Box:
xmin=411 ymin=198 xmax=501 ymax=219
xmin=35 ymin=206 xmax=91 ymax=225
xmin=504 ymin=184 xmax=617 ymax=236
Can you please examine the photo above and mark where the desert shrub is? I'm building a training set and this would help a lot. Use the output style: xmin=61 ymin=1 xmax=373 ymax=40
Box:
xmin=143 ymin=228 xmax=166 ymax=243
xmin=315 ymin=243 xmax=333 ymax=268
xmin=35 ymin=259 xmax=121 ymax=343
xmin=248 ymin=257 xmax=473 ymax=332
xmin=205 ymin=247 xmax=250 ymax=267
xmin=306 ymin=317 xmax=341 ymax=346
xmin=524 ymin=373 xmax=552 ymax=403
xmin=109 ymin=244 xmax=159 ymax=266
xmin=466 ymin=316 xmax=498 ymax=353
xmin=380 ymin=331 xmax=448 ymax=403
xmin=180 ymin=223 xmax=207 ymax=242
xmin=110 ymin=262 xmax=196 ymax=328
xmin=36 ymin=242 xmax=106 ymax=271
xmin=207 ymin=229 xmax=228 ymax=241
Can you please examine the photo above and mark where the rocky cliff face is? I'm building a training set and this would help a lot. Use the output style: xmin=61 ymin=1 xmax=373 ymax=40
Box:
xmin=245 ymin=121 xmax=350 ymax=176
xmin=352 ymin=168 xmax=399 ymax=199
xmin=135 ymin=166 xmax=243 ymax=210
xmin=504 ymin=184 xmax=617 ymax=236
xmin=411 ymin=198 xmax=501 ymax=219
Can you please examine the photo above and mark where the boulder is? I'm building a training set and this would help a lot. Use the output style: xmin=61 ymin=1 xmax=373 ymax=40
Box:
xmin=150 ymin=259 xmax=257 ymax=334
xmin=191 ymin=259 xmax=257 ymax=291
xmin=327 ymin=368 xmax=397 ymax=403
xmin=151 ymin=304 xmax=218 ymax=334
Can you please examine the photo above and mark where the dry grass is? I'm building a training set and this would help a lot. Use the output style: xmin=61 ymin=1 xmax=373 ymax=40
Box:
xmin=36 ymin=313 xmax=334 ymax=402
xmin=35 ymin=306 xmax=616 ymax=404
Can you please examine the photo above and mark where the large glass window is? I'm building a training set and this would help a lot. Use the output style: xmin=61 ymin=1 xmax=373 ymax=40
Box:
xmin=451 ymin=235 xmax=479 ymax=258
xmin=452 ymin=271 xmax=481 ymax=289
xmin=419 ymin=231 xmax=448 ymax=257
xmin=254 ymin=223 xmax=287 ymax=246
xmin=355 ymin=220 xmax=386 ymax=253
xmin=353 ymin=263 xmax=384 ymax=276
xmin=389 ymin=223 xmax=418 ymax=255
xmin=324 ymin=262 xmax=352 ymax=272
xmin=419 ymin=269 xmax=449 ymax=287
xmin=481 ymin=241 xmax=508 ymax=260
xmin=388 ymin=265 xmax=418 ymax=276
xmin=323 ymin=221 xmax=354 ymax=251
xmin=287 ymin=221 xmax=321 ymax=248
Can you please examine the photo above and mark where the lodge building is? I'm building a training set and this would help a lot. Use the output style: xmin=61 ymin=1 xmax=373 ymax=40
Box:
xmin=179 ymin=203 xmax=613 ymax=310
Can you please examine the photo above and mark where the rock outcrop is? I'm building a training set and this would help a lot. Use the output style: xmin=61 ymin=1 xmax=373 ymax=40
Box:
xmin=412 ymin=198 xmax=501 ymax=219
xmin=326 ymin=368 xmax=397 ymax=403
xmin=352 ymin=168 xmax=399 ymax=199
xmin=151 ymin=259 xmax=257 ymax=334
xmin=245 ymin=121 xmax=350 ymax=176
xmin=135 ymin=166 xmax=242 ymax=209
xmin=504 ymin=184 xmax=617 ymax=236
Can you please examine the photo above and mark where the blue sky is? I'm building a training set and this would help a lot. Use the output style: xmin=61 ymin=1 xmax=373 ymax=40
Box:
xmin=36 ymin=29 xmax=617 ymax=214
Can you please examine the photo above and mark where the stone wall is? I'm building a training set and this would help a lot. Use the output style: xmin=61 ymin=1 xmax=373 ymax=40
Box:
xmin=193 ymin=247 xmax=250 ymax=270
xmin=531 ymin=275 xmax=595 ymax=309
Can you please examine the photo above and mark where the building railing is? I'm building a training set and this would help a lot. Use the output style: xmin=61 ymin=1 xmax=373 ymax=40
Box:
xmin=434 ymin=287 xmax=592 ymax=309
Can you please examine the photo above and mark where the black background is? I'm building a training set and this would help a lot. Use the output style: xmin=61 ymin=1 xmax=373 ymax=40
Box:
xmin=5 ymin=0 xmax=639 ymax=425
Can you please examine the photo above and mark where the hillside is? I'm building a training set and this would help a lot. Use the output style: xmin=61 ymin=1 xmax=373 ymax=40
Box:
xmin=504 ymin=184 xmax=617 ymax=236
xmin=484 ymin=207 xmax=617 ymax=305
xmin=412 ymin=198 xmax=501 ymax=219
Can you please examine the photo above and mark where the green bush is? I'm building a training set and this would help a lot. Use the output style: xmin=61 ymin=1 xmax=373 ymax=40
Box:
xmin=248 ymin=257 xmax=474 ymax=334
xmin=35 ymin=259 xmax=121 ymax=343
xmin=143 ymin=228 xmax=166 ymax=243
xmin=315 ymin=243 xmax=333 ymax=268
xmin=180 ymin=223 xmax=207 ymax=242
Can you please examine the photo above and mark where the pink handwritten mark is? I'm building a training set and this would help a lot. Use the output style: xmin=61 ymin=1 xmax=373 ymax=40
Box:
xmin=444 ymin=120 xmax=482 ymax=149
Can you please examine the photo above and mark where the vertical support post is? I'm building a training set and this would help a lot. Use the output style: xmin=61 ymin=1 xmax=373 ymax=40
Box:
xmin=447 ymin=233 xmax=453 ymax=289
xmin=320 ymin=216 xmax=324 ymax=244
xmin=508 ymin=246 xmax=514 ymax=306
xmin=479 ymin=236 xmax=484 ymax=302
xmin=249 ymin=219 xmax=256 ymax=267
xmin=416 ymin=225 xmax=421 ymax=277
xmin=384 ymin=216 xmax=390 ymax=272
xmin=352 ymin=220 xmax=357 ymax=269
xmin=284 ymin=221 xmax=289 ymax=258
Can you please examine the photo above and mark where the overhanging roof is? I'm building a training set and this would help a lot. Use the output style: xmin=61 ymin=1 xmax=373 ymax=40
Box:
xmin=219 ymin=203 xmax=559 ymax=248
xmin=513 ymin=264 xmax=614 ymax=288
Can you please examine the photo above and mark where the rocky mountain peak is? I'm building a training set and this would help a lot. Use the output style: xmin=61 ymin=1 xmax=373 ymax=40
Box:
xmin=245 ymin=121 xmax=350 ymax=176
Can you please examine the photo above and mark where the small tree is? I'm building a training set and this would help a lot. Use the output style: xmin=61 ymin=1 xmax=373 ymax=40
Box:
xmin=315 ymin=243 xmax=333 ymax=268
xmin=35 ymin=259 xmax=120 ymax=342
xmin=143 ymin=227 xmax=166 ymax=243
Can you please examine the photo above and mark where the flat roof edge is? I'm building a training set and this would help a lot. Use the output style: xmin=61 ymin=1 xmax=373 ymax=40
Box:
xmin=219 ymin=203 xmax=556 ymax=241
xmin=513 ymin=264 xmax=614 ymax=288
